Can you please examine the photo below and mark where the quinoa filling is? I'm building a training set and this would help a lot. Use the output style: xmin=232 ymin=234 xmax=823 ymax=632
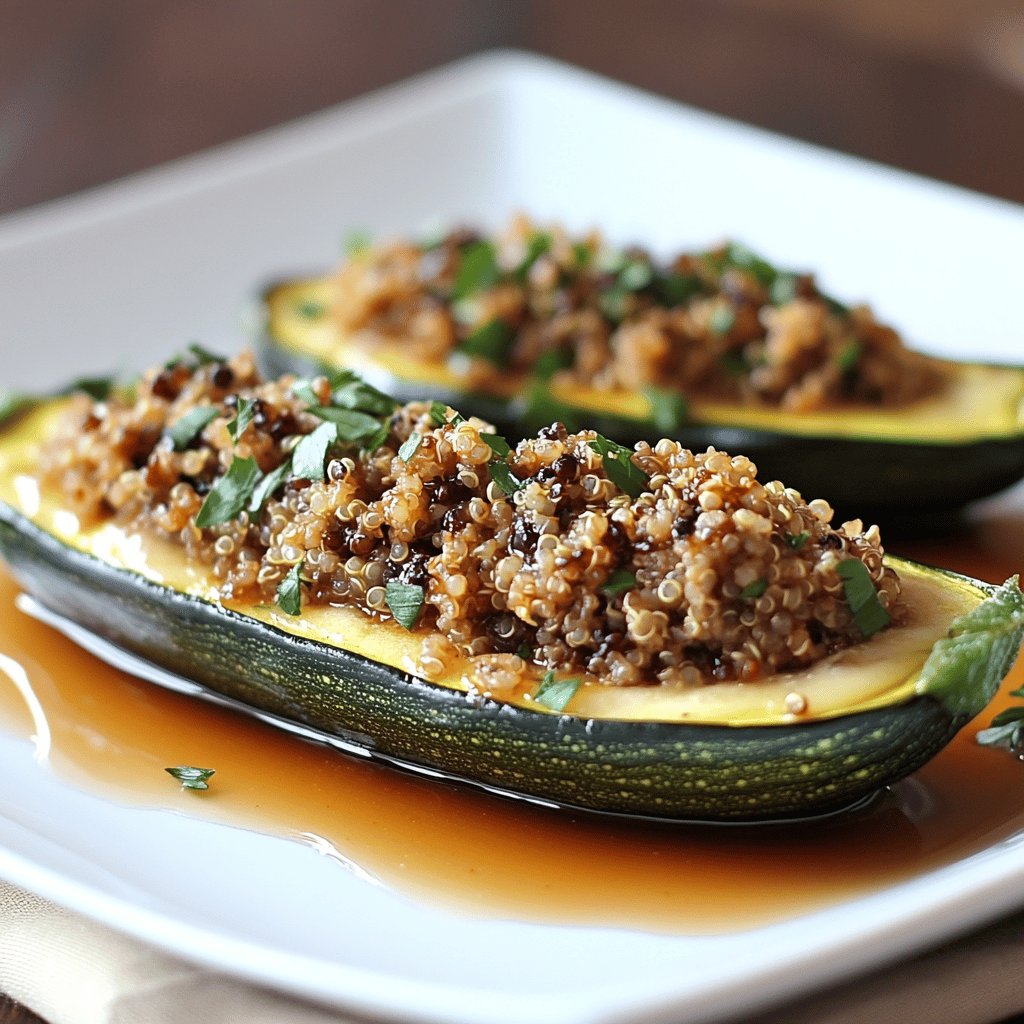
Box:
xmin=41 ymin=349 xmax=900 ymax=694
xmin=330 ymin=216 xmax=942 ymax=413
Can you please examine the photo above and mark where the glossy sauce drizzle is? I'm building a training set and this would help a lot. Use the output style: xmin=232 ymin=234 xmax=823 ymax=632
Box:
xmin=0 ymin=509 xmax=1021 ymax=935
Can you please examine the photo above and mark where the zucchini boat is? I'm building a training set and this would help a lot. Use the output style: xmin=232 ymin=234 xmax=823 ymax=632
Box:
xmin=0 ymin=395 xmax=1021 ymax=823
xmin=259 ymin=230 xmax=1024 ymax=519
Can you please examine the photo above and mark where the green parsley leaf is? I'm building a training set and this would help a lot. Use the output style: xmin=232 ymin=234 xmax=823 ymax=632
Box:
xmin=836 ymin=340 xmax=862 ymax=372
xmin=656 ymin=271 xmax=703 ymax=306
xmin=166 ymin=406 xmax=219 ymax=451
xmin=398 ymin=431 xmax=423 ymax=462
xmin=786 ymin=531 xmax=811 ymax=550
xmin=296 ymin=299 xmax=327 ymax=319
xmin=822 ymin=293 xmax=850 ymax=317
xmin=618 ymin=258 xmax=653 ymax=292
xmin=739 ymin=578 xmax=768 ymax=600
xmin=452 ymin=240 xmax=499 ymax=300
xmin=571 ymin=241 xmax=592 ymax=267
xmin=428 ymin=401 xmax=464 ymax=427
xmin=521 ymin=381 xmax=585 ymax=433
xmin=588 ymin=435 xmax=649 ymax=499
xmin=362 ymin=420 xmax=392 ymax=454
xmin=770 ymin=272 xmax=800 ymax=305
xmin=837 ymin=558 xmax=891 ymax=637
xmin=535 ymin=671 xmax=582 ymax=712
xmin=460 ymin=319 xmax=516 ymax=366
xmin=291 ymin=379 xmax=321 ymax=406
xmin=533 ymin=347 xmax=574 ymax=381
xmin=227 ymin=397 xmax=255 ymax=443
xmin=724 ymin=242 xmax=778 ymax=287
xmin=248 ymin=457 xmax=292 ymax=513
xmin=276 ymin=560 xmax=304 ymax=616
xmin=306 ymin=406 xmax=382 ymax=442
xmin=642 ymin=386 xmax=688 ymax=433
xmin=344 ymin=229 xmax=372 ymax=258
xmin=708 ymin=304 xmax=736 ymax=336
xmin=187 ymin=342 xmax=227 ymax=367
xmin=66 ymin=376 xmax=115 ymax=402
xmin=385 ymin=581 xmax=425 ymax=630
xmin=489 ymin=460 xmax=525 ymax=496
xmin=330 ymin=374 xmax=398 ymax=416
xmin=601 ymin=569 xmax=636 ymax=598
xmin=480 ymin=432 xmax=511 ymax=458
xmin=291 ymin=422 xmax=338 ymax=481
xmin=195 ymin=456 xmax=262 ymax=528
xmin=165 ymin=766 xmax=215 ymax=791
xmin=514 ymin=232 xmax=552 ymax=281
xmin=978 ymin=707 xmax=1024 ymax=753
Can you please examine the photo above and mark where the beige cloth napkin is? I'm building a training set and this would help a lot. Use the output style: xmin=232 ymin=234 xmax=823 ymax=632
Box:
xmin=2 ymin=880 xmax=1024 ymax=1024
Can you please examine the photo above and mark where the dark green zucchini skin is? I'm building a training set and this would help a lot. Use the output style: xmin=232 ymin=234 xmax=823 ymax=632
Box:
xmin=0 ymin=503 xmax=968 ymax=823
xmin=258 ymin=289 xmax=1024 ymax=524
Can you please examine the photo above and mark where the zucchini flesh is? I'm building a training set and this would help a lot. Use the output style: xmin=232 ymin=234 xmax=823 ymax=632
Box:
xmin=1 ymin=402 xmax=1022 ymax=822
xmin=262 ymin=277 xmax=1024 ymax=516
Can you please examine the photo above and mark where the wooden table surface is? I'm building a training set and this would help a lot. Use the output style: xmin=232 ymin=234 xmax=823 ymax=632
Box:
xmin=1 ymin=2 xmax=1022 ymax=1022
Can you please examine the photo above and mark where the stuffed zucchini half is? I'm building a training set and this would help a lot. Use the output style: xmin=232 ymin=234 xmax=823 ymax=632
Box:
xmin=260 ymin=224 xmax=1024 ymax=518
xmin=0 ymin=353 xmax=1021 ymax=823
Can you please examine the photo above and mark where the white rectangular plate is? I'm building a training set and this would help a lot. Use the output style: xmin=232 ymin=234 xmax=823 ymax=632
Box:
xmin=1 ymin=51 xmax=1023 ymax=1024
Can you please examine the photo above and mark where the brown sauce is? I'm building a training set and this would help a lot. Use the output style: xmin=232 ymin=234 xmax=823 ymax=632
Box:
xmin=0 ymin=507 xmax=1021 ymax=935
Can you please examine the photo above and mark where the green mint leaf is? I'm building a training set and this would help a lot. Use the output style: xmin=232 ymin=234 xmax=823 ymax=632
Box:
xmin=460 ymin=319 xmax=515 ymax=367
xmin=588 ymin=435 xmax=649 ymax=499
xmin=306 ymin=406 xmax=383 ymax=442
xmin=480 ymin=432 xmax=511 ymax=458
xmin=786 ymin=531 xmax=811 ymax=550
xmin=708 ymin=304 xmax=736 ymax=336
xmin=166 ymin=405 xmax=219 ymax=451
xmin=227 ymin=397 xmax=255 ymax=443
xmin=642 ymin=385 xmax=688 ymax=433
xmin=276 ymin=560 xmax=304 ymax=616
xmin=601 ymin=569 xmax=636 ymax=598
xmin=291 ymin=422 xmax=338 ymax=481
xmin=195 ymin=456 xmax=262 ymax=528
xmin=296 ymin=299 xmax=326 ymax=319
xmin=739 ymin=578 xmax=768 ymax=600
xmin=398 ymin=431 xmax=423 ymax=462
xmin=165 ymin=766 xmax=215 ymax=791
xmin=452 ymin=240 xmax=499 ymax=300
xmin=489 ymin=460 xmax=525 ymax=496
xmin=535 ymin=671 xmax=581 ymax=712
xmin=386 ymin=581 xmax=425 ymax=630
xmin=248 ymin=457 xmax=292 ymax=513
xmin=837 ymin=558 xmax=891 ymax=637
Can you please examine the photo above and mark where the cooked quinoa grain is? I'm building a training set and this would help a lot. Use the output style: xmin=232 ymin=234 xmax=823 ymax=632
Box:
xmin=42 ymin=350 xmax=900 ymax=690
xmin=331 ymin=215 xmax=942 ymax=412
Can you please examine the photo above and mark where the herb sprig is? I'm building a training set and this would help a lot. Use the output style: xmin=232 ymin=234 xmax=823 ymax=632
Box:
xmin=837 ymin=559 xmax=891 ymax=637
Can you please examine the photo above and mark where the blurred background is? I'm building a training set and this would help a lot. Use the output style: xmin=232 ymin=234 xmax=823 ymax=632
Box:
xmin=2 ymin=0 xmax=1024 ymax=217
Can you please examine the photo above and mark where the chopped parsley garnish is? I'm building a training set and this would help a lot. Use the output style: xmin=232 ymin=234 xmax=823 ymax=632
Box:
xmin=601 ymin=569 xmax=636 ymax=598
xmin=429 ymin=401 xmax=465 ymax=427
xmin=480 ymin=432 xmax=511 ymax=457
xmin=452 ymin=240 xmax=499 ymax=300
xmin=329 ymin=372 xmax=398 ymax=416
xmin=291 ymin=422 xmax=337 ymax=481
xmin=386 ymin=581 xmax=425 ymax=630
xmin=837 ymin=558 xmax=891 ymax=637
xmin=67 ymin=376 xmax=115 ymax=402
xmin=227 ymin=397 xmax=255 ymax=443
xmin=822 ymin=293 xmax=850 ymax=317
xmin=656 ymin=271 xmax=703 ymax=306
xmin=248 ymin=457 xmax=292 ymax=513
xmin=514 ymin=232 xmax=552 ymax=281
xmin=724 ymin=242 xmax=778 ymax=288
xmin=786 ymin=531 xmax=811 ymax=550
xmin=977 ymin=689 xmax=1024 ymax=753
xmin=617 ymin=257 xmax=653 ymax=292
xmin=166 ymin=405 xmax=219 ymax=451
xmin=836 ymin=340 xmax=862 ymax=372
xmin=642 ymin=385 xmax=688 ymax=432
xmin=533 ymin=347 xmax=573 ymax=381
xmin=165 ymin=766 xmax=215 ymax=791
xmin=459 ymin=318 xmax=515 ymax=366
xmin=739 ymin=578 xmax=768 ymax=600
xmin=276 ymin=560 xmax=305 ymax=616
xmin=489 ymin=460 xmax=525 ymax=496
xmin=521 ymin=381 xmax=585 ymax=433
xmin=398 ymin=431 xmax=423 ymax=462
xmin=571 ymin=241 xmax=592 ymax=267
xmin=535 ymin=671 xmax=581 ymax=712
xmin=588 ymin=434 xmax=649 ymax=499
xmin=296 ymin=299 xmax=327 ymax=319
xmin=306 ymin=405 xmax=383 ymax=442
xmin=187 ymin=342 xmax=227 ymax=367
xmin=708 ymin=304 xmax=736 ymax=336
xmin=195 ymin=456 xmax=262 ymax=528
